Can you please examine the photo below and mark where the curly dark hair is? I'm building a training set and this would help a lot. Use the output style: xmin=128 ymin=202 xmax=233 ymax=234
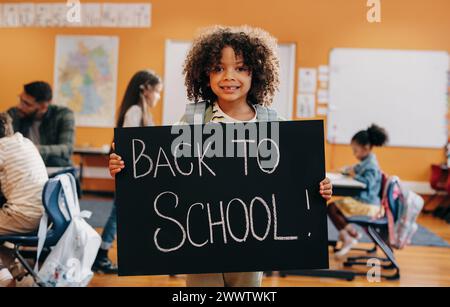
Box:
xmin=183 ymin=25 xmax=280 ymax=107
xmin=352 ymin=124 xmax=389 ymax=147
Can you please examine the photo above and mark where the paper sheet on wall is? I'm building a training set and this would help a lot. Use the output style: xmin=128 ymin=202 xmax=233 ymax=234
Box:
xmin=97 ymin=3 xmax=152 ymax=28
xmin=318 ymin=74 xmax=329 ymax=82
xmin=33 ymin=4 xmax=50 ymax=27
xmin=18 ymin=3 xmax=35 ymax=26
xmin=79 ymin=3 xmax=102 ymax=27
xmin=132 ymin=3 xmax=151 ymax=28
xmin=298 ymin=68 xmax=317 ymax=94
xmin=297 ymin=94 xmax=316 ymax=118
xmin=317 ymin=89 xmax=329 ymax=104
xmin=0 ymin=2 xmax=151 ymax=28
xmin=318 ymin=65 xmax=329 ymax=83
xmin=2 ymin=4 xmax=19 ymax=27
xmin=319 ymin=65 xmax=329 ymax=75
xmin=319 ymin=81 xmax=328 ymax=89
xmin=101 ymin=3 xmax=120 ymax=27
xmin=317 ymin=106 xmax=328 ymax=116
xmin=2 ymin=3 xmax=36 ymax=27
xmin=39 ymin=3 xmax=67 ymax=27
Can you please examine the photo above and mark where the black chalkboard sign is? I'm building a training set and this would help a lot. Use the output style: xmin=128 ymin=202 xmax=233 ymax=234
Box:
xmin=114 ymin=120 xmax=329 ymax=276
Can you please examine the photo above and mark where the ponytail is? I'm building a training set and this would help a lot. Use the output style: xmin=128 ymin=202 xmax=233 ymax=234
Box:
xmin=352 ymin=124 xmax=388 ymax=147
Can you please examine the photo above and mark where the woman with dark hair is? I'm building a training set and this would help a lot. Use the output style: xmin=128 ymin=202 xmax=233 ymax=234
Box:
xmin=116 ymin=70 xmax=163 ymax=128
xmin=93 ymin=70 xmax=163 ymax=274
xmin=328 ymin=124 xmax=389 ymax=259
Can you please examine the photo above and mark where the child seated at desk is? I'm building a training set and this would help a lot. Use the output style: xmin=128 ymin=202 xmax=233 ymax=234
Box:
xmin=328 ymin=124 xmax=388 ymax=259
xmin=0 ymin=113 xmax=48 ymax=287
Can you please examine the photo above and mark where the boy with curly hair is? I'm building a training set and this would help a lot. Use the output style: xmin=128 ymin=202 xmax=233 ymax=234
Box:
xmin=109 ymin=25 xmax=332 ymax=287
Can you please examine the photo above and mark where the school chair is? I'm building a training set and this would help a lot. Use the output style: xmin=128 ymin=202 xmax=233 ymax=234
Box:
xmin=48 ymin=166 xmax=82 ymax=197
xmin=0 ymin=175 xmax=73 ymax=287
xmin=337 ymin=174 xmax=400 ymax=280
xmin=282 ymin=173 xmax=399 ymax=281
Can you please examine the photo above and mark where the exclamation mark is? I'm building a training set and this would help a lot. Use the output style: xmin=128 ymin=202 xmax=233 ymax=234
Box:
xmin=305 ymin=189 xmax=310 ymax=211
xmin=306 ymin=189 xmax=311 ymax=238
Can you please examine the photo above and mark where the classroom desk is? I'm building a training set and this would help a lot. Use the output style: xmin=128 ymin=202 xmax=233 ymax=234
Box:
xmin=327 ymin=172 xmax=367 ymax=197
xmin=73 ymin=146 xmax=111 ymax=184
xmin=74 ymin=146 xmax=111 ymax=156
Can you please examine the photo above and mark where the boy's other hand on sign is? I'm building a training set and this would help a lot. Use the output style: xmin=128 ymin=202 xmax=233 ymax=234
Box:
xmin=320 ymin=178 xmax=333 ymax=201
xmin=109 ymin=143 xmax=124 ymax=177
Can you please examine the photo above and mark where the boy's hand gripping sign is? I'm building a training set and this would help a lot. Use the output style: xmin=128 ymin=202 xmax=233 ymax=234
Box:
xmin=115 ymin=120 xmax=329 ymax=276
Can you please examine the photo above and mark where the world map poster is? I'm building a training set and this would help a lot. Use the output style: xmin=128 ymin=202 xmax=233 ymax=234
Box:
xmin=54 ymin=35 xmax=119 ymax=127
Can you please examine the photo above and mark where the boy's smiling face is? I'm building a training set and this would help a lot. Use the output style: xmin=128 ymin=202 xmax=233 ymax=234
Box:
xmin=209 ymin=46 xmax=252 ymax=106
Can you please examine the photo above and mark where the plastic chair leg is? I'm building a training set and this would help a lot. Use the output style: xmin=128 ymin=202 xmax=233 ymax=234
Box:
xmin=14 ymin=246 xmax=46 ymax=287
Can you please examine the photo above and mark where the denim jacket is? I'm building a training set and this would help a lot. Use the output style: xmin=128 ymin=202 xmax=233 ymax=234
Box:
xmin=353 ymin=153 xmax=382 ymax=205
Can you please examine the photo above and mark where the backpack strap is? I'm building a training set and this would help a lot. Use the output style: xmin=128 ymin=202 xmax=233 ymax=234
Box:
xmin=60 ymin=173 xmax=92 ymax=220
xmin=184 ymin=102 xmax=279 ymax=124
xmin=183 ymin=102 xmax=208 ymax=125
xmin=59 ymin=173 xmax=80 ymax=218
xmin=255 ymin=105 xmax=279 ymax=122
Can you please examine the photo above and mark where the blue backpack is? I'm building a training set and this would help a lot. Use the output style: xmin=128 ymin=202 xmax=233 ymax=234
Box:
xmin=383 ymin=176 xmax=424 ymax=249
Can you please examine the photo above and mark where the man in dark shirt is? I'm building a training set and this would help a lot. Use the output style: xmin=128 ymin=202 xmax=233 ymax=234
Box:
xmin=7 ymin=81 xmax=75 ymax=167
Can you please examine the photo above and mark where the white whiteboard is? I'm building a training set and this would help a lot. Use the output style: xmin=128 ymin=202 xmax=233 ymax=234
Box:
xmin=162 ymin=40 xmax=296 ymax=125
xmin=328 ymin=48 xmax=449 ymax=148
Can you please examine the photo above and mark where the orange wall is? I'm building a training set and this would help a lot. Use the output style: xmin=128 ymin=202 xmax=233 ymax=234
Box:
xmin=0 ymin=0 xmax=448 ymax=182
